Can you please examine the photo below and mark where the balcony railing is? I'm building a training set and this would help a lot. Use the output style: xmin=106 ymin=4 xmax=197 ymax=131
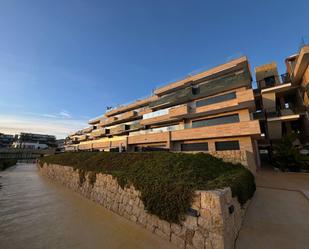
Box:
xmin=252 ymin=111 xmax=266 ymax=120
xmin=129 ymin=124 xmax=182 ymax=136
xmin=265 ymin=103 xmax=305 ymax=118
xmin=281 ymin=73 xmax=291 ymax=84
xmin=256 ymin=73 xmax=291 ymax=90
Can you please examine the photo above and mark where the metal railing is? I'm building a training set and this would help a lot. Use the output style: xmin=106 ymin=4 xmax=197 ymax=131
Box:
xmin=256 ymin=73 xmax=292 ymax=90
xmin=281 ymin=73 xmax=291 ymax=84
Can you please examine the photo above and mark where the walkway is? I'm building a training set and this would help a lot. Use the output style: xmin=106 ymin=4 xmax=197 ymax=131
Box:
xmin=236 ymin=169 xmax=309 ymax=249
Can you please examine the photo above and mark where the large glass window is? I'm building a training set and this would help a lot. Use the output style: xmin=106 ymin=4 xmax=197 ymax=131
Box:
xmin=192 ymin=114 xmax=239 ymax=128
xmin=196 ymin=92 xmax=236 ymax=108
xmin=215 ymin=141 xmax=240 ymax=151
xmin=181 ymin=142 xmax=209 ymax=151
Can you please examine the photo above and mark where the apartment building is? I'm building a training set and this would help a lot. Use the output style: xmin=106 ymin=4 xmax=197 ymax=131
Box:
xmin=0 ymin=133 xmax=15 ymax=148
xmin=65 ymin=56 xmax=261 ymax=173
xmin=253 ymin=45 xmax=309 ymax=158
xmin=13 ymin=133 xmax=57 ymax=150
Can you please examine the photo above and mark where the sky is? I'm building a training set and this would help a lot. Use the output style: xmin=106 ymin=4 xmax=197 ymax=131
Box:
xmin=0 ymin=0 xmax=309 ymax=139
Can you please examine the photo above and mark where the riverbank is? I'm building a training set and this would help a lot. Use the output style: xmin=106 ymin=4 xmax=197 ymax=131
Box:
xmin=0 ymin=159 xmax=17 ymax=171
xmin=39 ymin=157 xmax=252 ymax=249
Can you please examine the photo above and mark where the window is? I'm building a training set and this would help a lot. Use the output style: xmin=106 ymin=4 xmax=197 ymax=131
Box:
xmin=264 ymin=76 xmax=276 ymax=87
xmin=196 ymin=92 xmax=236 ymax=108
xmin=192 ymin=86 xmax=200 ymax=95
xmin=192 ymin=114 xmax=239 ymax=128
xmin=215 ymin=141 xmax=240 ymax=151
xmin=181 ymin=142 xmax=209 ymax=151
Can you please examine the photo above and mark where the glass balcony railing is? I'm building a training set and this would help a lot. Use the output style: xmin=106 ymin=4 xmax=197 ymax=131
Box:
xmin=129 ymin=124 xmax=182 ymax=136
xmin=142 ymin=107 xmax=170 ymax=120
xmin=281 ymin=73 xmax=291 ymax=84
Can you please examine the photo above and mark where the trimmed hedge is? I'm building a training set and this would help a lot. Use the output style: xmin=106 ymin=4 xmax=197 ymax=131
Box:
xmin=40 ymin=152 xmax=255 ymax=223
xmin=0 ymin=159 xmax=17 ymax=171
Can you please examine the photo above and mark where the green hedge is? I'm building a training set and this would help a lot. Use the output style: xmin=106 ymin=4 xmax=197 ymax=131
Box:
xmin=40 ymin=152 xmax=255 ymax=223
xmin=0 ymin=159 xmax=17 ymax=171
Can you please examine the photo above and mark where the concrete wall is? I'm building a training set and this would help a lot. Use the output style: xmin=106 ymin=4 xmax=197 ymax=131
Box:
xmin=39 ymin=163 xmax=250 ymax=249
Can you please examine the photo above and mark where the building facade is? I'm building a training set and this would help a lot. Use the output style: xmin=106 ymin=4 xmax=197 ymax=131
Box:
xmin=0 ymin=133 xmax=15 ymax=148
xmin=253 ymin=45 xmax=309 ymax=159
xmin=12 ymin=133 xmax=57 ymax=150
xmin=65 ymin=56 xmax=261 ymax=173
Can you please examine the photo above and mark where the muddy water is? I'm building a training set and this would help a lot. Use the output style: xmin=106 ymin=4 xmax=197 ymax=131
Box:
xmin=0 ymin=164 xmax=176 ymax=249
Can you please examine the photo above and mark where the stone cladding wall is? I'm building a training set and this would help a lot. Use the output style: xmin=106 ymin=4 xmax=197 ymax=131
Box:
xmin=39 ymin=163 xmax=249 ymax=249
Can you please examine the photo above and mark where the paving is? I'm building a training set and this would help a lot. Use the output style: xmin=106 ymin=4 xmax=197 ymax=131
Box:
xmin=235 ymin=169 xmax=309 ymax=249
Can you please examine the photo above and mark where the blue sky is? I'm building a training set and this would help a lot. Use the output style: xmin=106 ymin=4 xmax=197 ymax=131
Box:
xmin=0 ymin=0 xmax=308 ymax=138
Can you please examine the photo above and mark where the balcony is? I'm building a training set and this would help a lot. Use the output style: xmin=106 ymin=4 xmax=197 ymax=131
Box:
xmin=82 ymin=127 xmax=93 ymax=133
xmin=129 ymin=124 xmax=181 ymax=136
xmin=172 ymin=120 xmax=261 ymax=141
xmin=109 ymin=124 xmax=130 ymax=135
xmin=128 ymin=122 xmax=143 ymax=131
xmin=257 ymin=73 xmax=291 ymax=90
xmin=77 ymin=135 xmax=88 ymax=141
xmin=121 ymin=110 xmax=137 ymax=120
xmin=99 ymin=116 xmax=118 ymax=127
xmin=91 ymin=128 xmax=107 ymax=138
xmin=128 ymin=120 xmax=261 ymax=144
xmin=169 ymin=104 xmax=189 ymax=118
xmin=266 ymin=106 xmax=301 ymax=122
xmin=252 ymin=110 xmax=266 ymax=120
xmin=150 ymin=69 xmax=251 ymax=109
xmin=140 ymin=107 xmax=172 ymax=125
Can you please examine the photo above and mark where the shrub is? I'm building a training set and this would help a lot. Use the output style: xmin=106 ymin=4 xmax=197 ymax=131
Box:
xmin=40 ymin=152 xmax=255 ymax=223
xmin=273 ymin=134 xmax=309 ymax=171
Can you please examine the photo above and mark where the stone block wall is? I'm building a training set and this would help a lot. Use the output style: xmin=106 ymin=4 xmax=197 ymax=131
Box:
xmin=38 ymin=163 xmax=249 ymax=249
xmin=209 ymin=150 xmax=247 ymax=166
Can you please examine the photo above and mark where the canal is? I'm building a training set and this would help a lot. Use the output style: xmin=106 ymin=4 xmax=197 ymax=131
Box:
xmin=0 ymin=163 xmax=176 ymax=249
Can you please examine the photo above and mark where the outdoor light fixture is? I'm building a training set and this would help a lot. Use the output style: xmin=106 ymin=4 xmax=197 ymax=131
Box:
xmin=187 ymin=208 xmax=200 ymax=217
xmin=229 ymin=205 xmax=235 ymax=214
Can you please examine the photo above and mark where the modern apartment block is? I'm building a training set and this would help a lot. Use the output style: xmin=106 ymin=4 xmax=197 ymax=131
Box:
xmin=13 ymin=133 xmax=57 ymax=150
xmin=253 ymin=45 xmax=309 ymax=158
xmin=65 ymin=56 xmax=261 ymax=173
xmin=0 ymin=133 xmax=15 ymax=148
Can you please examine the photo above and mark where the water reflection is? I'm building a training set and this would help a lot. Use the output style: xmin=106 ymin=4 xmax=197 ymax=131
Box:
xmin=0 ymin=164 xmax=175 ymax=249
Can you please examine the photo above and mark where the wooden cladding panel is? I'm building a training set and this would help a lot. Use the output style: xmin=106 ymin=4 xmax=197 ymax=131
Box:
xmin=171 ymin=120 xmax=260 ymax=141
xmin=92 ymin=141 xmax=109 ymax=149
xmin=140 ymin=114 xmax=171 ymax=126
xmin=169 ymin=104 xmax=189 ymax=118
xmin=128 ymin=132 xmax=169 ymax=144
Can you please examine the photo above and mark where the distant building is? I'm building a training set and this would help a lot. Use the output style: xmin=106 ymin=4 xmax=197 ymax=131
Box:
xmin=0 ymin=133 xmax=15 ymax=148
xmin=12 ymin=133 xmax=56 ymax=150
xmin=55 ymin=139 xmax=65 ymax=152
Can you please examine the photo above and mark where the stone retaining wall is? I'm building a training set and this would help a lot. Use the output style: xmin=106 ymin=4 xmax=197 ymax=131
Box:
xmin=38 ymin=163 xmax=249 ymax=249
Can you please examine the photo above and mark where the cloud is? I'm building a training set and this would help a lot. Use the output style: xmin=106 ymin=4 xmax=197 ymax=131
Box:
xmin=42 ymin=114 xmax=58 ymax=118
xmin=0 ymin=114 xmax=87 ymax=139
xmin=23 ymin=110 xmax=73 ymax=120
xmin=59 ymin=110 xmax=72 ymax=119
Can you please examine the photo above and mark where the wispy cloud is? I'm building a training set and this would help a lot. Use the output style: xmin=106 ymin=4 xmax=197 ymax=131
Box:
xmin=0 ymin=114 xmax=87 ymax=139
xmin=23 ymin=110 xmax=74 ymax=120
xmin=42 ymin=114 xmax=58 ymax=118
xmin=59 ymin=110 xmax=72 ymax=119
